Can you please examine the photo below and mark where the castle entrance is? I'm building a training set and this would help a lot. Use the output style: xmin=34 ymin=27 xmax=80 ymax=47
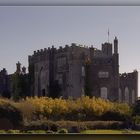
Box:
xmin=42 ymin=89 xmax=46 ymax=96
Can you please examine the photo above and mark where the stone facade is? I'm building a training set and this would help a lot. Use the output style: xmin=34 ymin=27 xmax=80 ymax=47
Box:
xmin=86 ymin=37 xmax=119 ymax=102
xmin=119 ymin=71 xmax=138 ymax=105
xmin=28 ymin=37 xmax=138 ymax=104
xmin=28 ymin=44 xmax=92 ymax=98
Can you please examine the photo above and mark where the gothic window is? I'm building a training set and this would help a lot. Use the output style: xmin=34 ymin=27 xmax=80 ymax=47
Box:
xmin=132 ymin=89 xmax=135 ymax=104
xmin=101 ymin=87 xmax=108 ymax=99
xmin=119 ymin=88 xmax=122 ymax=103
xmin=39 ymin=66 xmax=48 ymax=96
xmin=40 ymin=68 xmax=46 ymax=85
xmin=124 ymin=87 xmax=129 ymax=104
xmin=82 ymin=66 xmax=85 ymax=77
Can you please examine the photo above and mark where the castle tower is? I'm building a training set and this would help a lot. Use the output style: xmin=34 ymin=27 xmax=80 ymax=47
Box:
xmin=113 ymin=36 xmax=119 ymax=101
xmin=113 ymin=36 xmax=119 ymax=73
xmin=114 ymin=36 xmax=118 ymax=54
xmin=102 ymin=43 xmax=112 ymax=56
xmin=16 ymin=61 xmax=21 ymax=74
xmin=22 ymin=66 xmax=26 ymax=74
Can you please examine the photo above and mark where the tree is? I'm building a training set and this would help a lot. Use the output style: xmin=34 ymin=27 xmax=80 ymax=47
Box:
xmin=132 ymin=100 xmax=140 ymax=116
xmin=11 ymin=73 xmax=29 ymax=101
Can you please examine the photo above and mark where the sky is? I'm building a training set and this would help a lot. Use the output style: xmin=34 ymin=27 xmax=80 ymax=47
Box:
xmin=0 ymin=6 xmax=140 ymax=95
xmin=0 ymin=0 xmax=140 ymax=5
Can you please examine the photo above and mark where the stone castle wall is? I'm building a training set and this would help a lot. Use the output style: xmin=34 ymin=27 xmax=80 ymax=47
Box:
xmin=27 ymin=38 xmax=138 ymax=105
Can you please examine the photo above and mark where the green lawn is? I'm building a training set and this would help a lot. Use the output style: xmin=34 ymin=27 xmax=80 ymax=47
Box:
xmin=81 ymin=129 xmax=140 ymax=134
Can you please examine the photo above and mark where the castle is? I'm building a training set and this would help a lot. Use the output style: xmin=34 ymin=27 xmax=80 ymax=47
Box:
xmin=0 ymin=37 xmax=138 ymax=105
xmin=28 ymin=37 xmax=138 ymax=104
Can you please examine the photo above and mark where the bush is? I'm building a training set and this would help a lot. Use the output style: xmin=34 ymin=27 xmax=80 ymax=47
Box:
xmin=6 ymin=130 xmax=20 ymax=134
xmin=58 ymin=128 xmax=68 ymax=134
xmin=101 ymin=111 xmax=128 ymax=121
xmin=133 ymin=115 xmax=140 ymax=124
xmin=0 ymin=97 xmax=131 ymax=123
xmin=25 ymin=120 xmax=125 ymax=132
xmin=69 ymin=126 xmax=80 ymax=133
xmin=132 ymin=100 xmax=140 ymax=116
xmin=0 ymin=130 xmax=7 ymax=134
xmin=50 ymin=124 xmax=59 ymax=132
xmin=46 ymin=130 xmax=54 ymax=134
xmin=0 ymin=98 xmax=23 ymax=129
xmin=24 ymin=120 xmax=49 ymax=130
xmin=24 ymin=120 xmax=60 ymax=132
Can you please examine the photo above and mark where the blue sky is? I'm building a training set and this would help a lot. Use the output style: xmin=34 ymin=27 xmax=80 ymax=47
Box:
xmin=0 ymin=6 xmax=140 ymax=94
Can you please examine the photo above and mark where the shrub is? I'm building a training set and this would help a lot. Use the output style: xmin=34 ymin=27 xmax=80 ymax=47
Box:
xmin=0 ymin=98 xmax=23 ymax=129
xmin=83 ymin=121 xmax=125 ymax=130
xmin=69 ymin=126 xmax=80 ymax=133
xmin=29 ymin=130 xmax=46 ymax=134
xmin=46 ymin=130 xmax=54 ymax=134
xmin=25 ymin=120 xmax=125 ymax=132
xmin=0 ymin=130 xmax=7 ymax=134
xmin=101 ymin=111 xmax=127 ymax=121
xmin=132 ymin=100 xmax=140 ymax=116
xmin=6 ymin=130 xmax=20 ymax=134
xmin=58 ymin=128 xmax=68 ymax=134
xmin=0 ymin=97 xmax=132 ymax=123
xmin=133 ymin=115 xmax=140 ymax=124
xmin=24 ymin=120 xmax=49 ymax=130
xmin=50 ymin=124 xmax=59 ymax=132
xmin=24 ymin=120 xmax=60 ymax=131
xmin=26 ymin=130 xmax=36 ymax=134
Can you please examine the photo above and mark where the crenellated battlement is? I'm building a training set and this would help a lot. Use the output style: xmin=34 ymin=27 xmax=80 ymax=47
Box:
xmin=29 ymin=43 xmax=91 ymax=63
xmin=120 ymin=70 xmax=138 ymax=77
xmin=119 ymin=70 xmax=138 ymax=80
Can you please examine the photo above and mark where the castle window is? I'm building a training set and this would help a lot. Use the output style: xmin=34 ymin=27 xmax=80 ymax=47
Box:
xmin=57 ymin=57 xmax=66 ymax=68
xmin=39 ymin=66 xmax=48 ymax=97
xmin=119 ymin=88 xmax=122 ymax=102
xmin=100 ymin=87 xmax=108 ymax=99
xmin=98 ymin=71 xmax=109 ymax=78
xmin=124 ymin=87 xmax=129 ymax=104
xmin=82 ymin=66 xmax=85 ymax=77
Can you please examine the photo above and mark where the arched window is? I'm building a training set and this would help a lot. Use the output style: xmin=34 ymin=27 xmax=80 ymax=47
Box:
xmin=101 ymin=87 xmax=108 ymax=99
xmin=82 ymin=66 xmax=85 ymax=77
xmin=119 ymin=88 xmax=122 ymax=103
xmin=39 ymin=67 xmax=47 ymax=96
xmin=124 ymin=87 xmax=129 ymax=104
xmin=132 ymin=89 xmax=135 ymax=104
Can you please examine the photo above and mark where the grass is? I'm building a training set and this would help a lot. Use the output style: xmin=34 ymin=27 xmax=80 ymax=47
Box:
xmin=0 ymin=129 xmax=140 ymax=134
xmin=81 ymin=129 xmax=140 ymax=134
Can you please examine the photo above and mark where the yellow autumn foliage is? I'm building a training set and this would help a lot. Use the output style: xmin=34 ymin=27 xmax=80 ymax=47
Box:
xmin=0 ymin=96 xmax=132 ymax=122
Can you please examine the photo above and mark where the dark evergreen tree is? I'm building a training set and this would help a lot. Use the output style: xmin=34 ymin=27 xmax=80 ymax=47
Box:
xmin=11 ymin=72 xmax=29 ymax=101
